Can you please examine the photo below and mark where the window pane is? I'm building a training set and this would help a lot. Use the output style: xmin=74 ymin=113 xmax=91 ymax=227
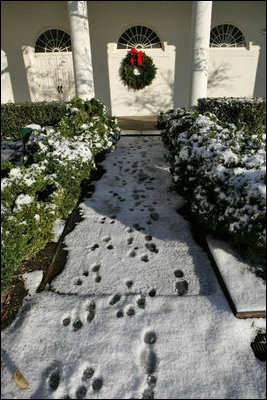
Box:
xmin=117 ymin=26 xmax=162 ymax=49
xmin=35 ymin=30 xmax=71 ymax=52
xmin=210 ymin=24 xmax=246 ymax=47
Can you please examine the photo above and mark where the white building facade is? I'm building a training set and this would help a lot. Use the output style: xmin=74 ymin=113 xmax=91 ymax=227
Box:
xmin=1 ymin=1 xmax=266 ymax=115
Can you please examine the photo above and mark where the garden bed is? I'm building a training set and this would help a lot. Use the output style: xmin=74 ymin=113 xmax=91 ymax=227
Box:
xmin=1 ymin=97 xmax=120 ymax=302
xmin=1 ymin=149 xmax=108 ymax=331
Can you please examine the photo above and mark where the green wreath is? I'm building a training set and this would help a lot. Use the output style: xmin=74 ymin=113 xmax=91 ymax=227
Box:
xmin=120 ymin=51 xmax=157 ymax=90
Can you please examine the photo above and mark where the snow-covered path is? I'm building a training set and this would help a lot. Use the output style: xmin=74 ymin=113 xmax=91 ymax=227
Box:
xmin=1 ymin=137 xmax=266 ymax=399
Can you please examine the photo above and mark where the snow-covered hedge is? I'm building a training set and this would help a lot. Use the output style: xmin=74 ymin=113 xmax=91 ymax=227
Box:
xmin=56 ymin=97 xmax=120 ymax=145
xmin=197 ymin=97 xmax=266 ymax=136
xmin=159 ymin=105 xmax=266 ymax=256
xmin=1 ymin=98 xmax=120 ymax=293
xmin=2 ymin=164 xmax=64 ymax=292
xmin=1 ymin=101 xmax=66 ymax=141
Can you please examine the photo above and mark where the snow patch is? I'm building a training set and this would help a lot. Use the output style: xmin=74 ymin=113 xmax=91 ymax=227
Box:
xmin=52 ymin=218 xmax=66 ymax=242
xmin=22 ymin=270 xmax=43 ymax=296
xmin=207 ymin=236 xmax=266 ymax=312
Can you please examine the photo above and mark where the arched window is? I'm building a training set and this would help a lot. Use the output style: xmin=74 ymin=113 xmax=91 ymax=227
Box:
xmin=117 ymin=26 xmax=162 ymax=49
xmin=210 ymin=24 xmax=246 ymax=47
xmin=35 ymin=29 xmax=71 ymax=53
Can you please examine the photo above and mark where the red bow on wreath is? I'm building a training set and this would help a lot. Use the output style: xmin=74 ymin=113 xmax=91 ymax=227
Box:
xmin=130 ymin=48 xmax=144 ymax=65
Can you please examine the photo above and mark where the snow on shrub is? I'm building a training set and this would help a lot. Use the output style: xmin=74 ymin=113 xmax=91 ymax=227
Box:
xmin=1 ymin=101 xmax=67 ymax=141
xmin=25 ymin=127 xmax=97 ymax=217
xmin=159 ymin=106 xmax=266 ymax=255
xmin=197 ymin=97 xmax=266 ymax=138
xmin=1 ymin=97 xmax=121 ymax=293
xmin=1 ymin=162 xmax=64 ymax=293
xmin=57 ymin=97 xmax=120 ymax=146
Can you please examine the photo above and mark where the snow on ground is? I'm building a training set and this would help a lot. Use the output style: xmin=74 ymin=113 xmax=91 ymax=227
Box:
xmin=52 ymin=219 xmax=66 ymax=242
xmin=1 ymin=136 xmax=266 ymax=399
xmin=20 ymin=271 xmax=44 ymax=297
xmin=1 ymin=292 xmax=266 ymax=399
xmin=51 ymin=136 xmax=219 ymax=297
xmin=207 ymin=236 xmax=266 ymax=313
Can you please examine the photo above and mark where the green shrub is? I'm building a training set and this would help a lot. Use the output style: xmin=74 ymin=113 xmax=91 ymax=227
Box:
xmin=1 ymin=97 xmax=121 ymax=294
xmin=57 ymin=97 xmax=120 ymax=144
xmin=158 ymin=106 xmax=266 ymax=256
xmin=1 ymin=164 xmax=64 ymax=292
xmin=25 ymin=128 xmax=97 ymax=216
xmin=1 ymin=156 xmax=13 ymax=172
xmin=1 ymin=101 xmax=67 ymax=141
xmin=1 ymin=157 xmax=14 ymax=180
xmin=197 ymin=97 xmax=266 ymax=138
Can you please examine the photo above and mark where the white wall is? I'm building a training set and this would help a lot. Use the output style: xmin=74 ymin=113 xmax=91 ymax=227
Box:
xmin=107 ymin=43 xmax=176 ymax=116
xmin=208 ymin=44 xmax=260 ymax=97
xmin=210 ymin=1 xmax=266 ymax=98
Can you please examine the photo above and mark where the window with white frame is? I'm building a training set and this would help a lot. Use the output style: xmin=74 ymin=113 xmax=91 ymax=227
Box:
xmin=210 ymin=24 xmax=246 ymax=47
xmin=35 ymin=29 xmax=71 ymax=53
xmin=117 ymin=26 xmax=162 ymax=49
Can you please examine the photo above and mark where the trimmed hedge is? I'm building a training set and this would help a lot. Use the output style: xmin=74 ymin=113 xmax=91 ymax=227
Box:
xmin=1 ymin=98 xmax=120 ymax=293
xmin=2 ymin=165 xmax=65 ymax=292
xmin=158 ymin=98 xmax=266 ymax=257
xmin=1 ymin=101 xmax=67 ymax=141
xmin=197 ymin=97 xmax=266 ymax=136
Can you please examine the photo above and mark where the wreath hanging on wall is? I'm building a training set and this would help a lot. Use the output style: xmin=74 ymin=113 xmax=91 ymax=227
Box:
xmin=120 ymin=48 xmax=157 ymax=90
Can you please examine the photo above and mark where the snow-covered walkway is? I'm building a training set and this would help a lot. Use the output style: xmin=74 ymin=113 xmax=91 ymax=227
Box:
xmin=1 ymin=136 xmax=266 ymax=399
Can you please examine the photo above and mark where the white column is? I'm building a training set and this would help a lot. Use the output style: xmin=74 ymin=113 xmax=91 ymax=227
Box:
xmin=189 ymin=1 xmax=212 ymax=106
xmin=68 ymin=1 xmax=95 ymax=99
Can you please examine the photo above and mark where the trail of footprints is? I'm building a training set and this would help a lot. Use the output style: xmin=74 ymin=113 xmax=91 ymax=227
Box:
xmin=62 ymin=300 xmax=97 ymax=331
xmin=61 ymin=308 xmax=160 ymax=399
xmin=74 ymin=261 xmax=102 ymax=287
xmin=47 ymin=361 xmax=103 ymax=399
xmin=109 ymin=281 xmax=157 ymax=320
xmin=174 ymin=269 xmax=188 ymax=296
xmin=125 ymin=229 xmax=160 ymax=264
xmin=139 ymin=331 xmax=158 ymax=399
xmin=62 ymin=286 xmax=158 ymax=333
xmin=52 ymin=140 xmax=189 ymax=398
xmin=75 ymin=222 xmax=188 ymax=298
xmin=74 ymin=217 xmax=162 ymax=289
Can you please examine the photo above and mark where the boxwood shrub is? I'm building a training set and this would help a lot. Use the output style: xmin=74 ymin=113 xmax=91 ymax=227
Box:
xmin=158 ymin=99 xmax=266 ymax=256
xmin=1 ymin=156 xmax=13 ymax=178
xmin=197 ymin=97 xmax=266 ymax=137
xmin=1 ymin=101 xmax=67 ymax=141
xmin=1 ymin=97 xmax=120 ymax=293
xmin=1 ymin=163 xmax=64 ymax=293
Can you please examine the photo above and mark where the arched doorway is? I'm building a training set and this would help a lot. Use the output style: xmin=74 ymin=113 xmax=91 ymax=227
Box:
xmin=34 ymin=29 xmax=75 ymax=101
